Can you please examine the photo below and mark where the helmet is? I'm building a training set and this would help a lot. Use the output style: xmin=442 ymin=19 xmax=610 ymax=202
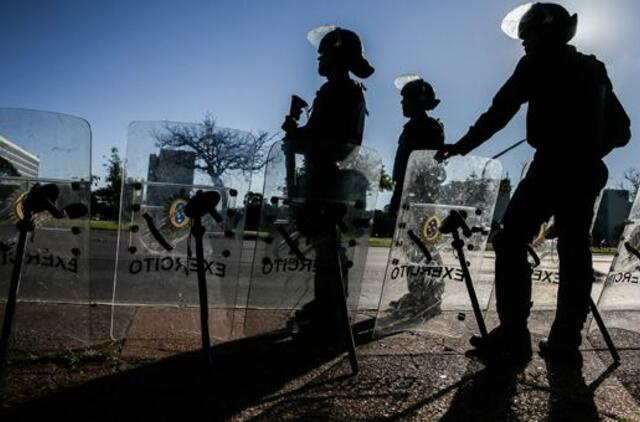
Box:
xmin=307 ymin=25 xmax=374 ymax=79
xmin=502 ymin=3 xmax=577 ymax=43
xmin=394 ymin=74 xmax=440 ymax=110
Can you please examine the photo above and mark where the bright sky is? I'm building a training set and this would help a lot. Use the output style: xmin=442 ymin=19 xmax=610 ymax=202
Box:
xmin=1 ymin=0 xmax=638 ymax=206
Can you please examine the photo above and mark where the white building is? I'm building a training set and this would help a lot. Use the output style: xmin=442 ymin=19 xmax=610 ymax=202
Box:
xmin=0 ymin=135 xmax=39 ymax=178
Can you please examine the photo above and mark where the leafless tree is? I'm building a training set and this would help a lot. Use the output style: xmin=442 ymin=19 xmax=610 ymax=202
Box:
xmin=155 ymin=114 xmax=272 ymax=185
xmin=617 ymin=167 xmax=640 ymax=201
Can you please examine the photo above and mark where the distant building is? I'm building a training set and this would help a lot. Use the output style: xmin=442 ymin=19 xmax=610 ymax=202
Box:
xmin=593 ymin=189 xmax=632 ymax=246
xmin=493 ymin=180 xmax=512 ymax=225
xmin=146 ymin=149 xmax=196 ymax=204
xmin=0 ymin=135 xmax=39 ymax=177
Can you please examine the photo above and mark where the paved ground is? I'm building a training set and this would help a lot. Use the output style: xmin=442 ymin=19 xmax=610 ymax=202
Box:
xmin=1 ymin=304 xmax=640 ymax=421
xmin=1 ymin=232 xmax=635 ymax=420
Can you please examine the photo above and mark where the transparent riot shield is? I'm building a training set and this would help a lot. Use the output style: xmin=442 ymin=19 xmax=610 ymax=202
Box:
xmin=244 ymin=140 xmax=381 ymax=338
xmin=591 ymin=191 xmax=640 ymax=337
xmin=0 ymin=109 xmax=91 ymax=378
xmin=374 ymin=151 xmax=502 ymax=338
xmin=111 ymin=121 xmax=253 ymax=353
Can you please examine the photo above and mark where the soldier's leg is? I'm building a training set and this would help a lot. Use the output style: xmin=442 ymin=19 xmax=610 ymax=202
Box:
xmin=296 ymin=204 xmax=333 ymax=323
xmin=339 ymin=241 xmax=349 ymax=296
xmin=493 ymin=177 xmax=553 ymax=333
xmin=313 ymin=233 xmax=334 ymax=311
xmin=471 ymin=176 xmax=552 ymax=358
xmin=301 ymin=207 xmax=344 ymax=323
xmin=548 ymin=185 xmax=601 ymax=350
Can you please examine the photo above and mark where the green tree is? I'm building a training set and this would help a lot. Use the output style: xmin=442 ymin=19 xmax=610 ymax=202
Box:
xmin=92 ymin=147 xmax=122 ymax=220
xmin=379 ymin=165 xmax=393 ymax=192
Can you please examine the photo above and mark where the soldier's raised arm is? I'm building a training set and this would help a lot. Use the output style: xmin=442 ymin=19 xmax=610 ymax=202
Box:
xmin=437 ymin=57 xmax=529 ymax=161
xmin=456 ymin=57 xmax=530 ymax=155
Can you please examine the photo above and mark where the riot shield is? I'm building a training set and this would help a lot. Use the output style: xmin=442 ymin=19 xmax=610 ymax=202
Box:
xmin=110 ymin=121 xmax=252 ymax=353
xmin=374 ymin=151 xmax=502 ymax=338
xmin=591 ymin=191 xmax=640 ymax=337
xmin=0 ymin=109 xmax=91 ymax=378
xmin=244 ymin=140 xmax=381 ymax=338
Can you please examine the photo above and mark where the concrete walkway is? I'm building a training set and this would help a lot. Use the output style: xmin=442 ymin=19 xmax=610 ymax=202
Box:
xmin=1 ymin=306 xmax=639 ymax=421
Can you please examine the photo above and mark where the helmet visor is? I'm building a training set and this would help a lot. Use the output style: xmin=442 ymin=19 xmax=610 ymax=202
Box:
xmin=307 ymin=24 xmax=337 ymax=48
xmin=501 ymin=3 xmax=534 ymax=39
xmin=394 ymin=73 xmax=422 ymax=90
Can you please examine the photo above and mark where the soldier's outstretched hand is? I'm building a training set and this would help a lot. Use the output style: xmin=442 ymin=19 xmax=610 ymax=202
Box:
xmin=434 ymin=144 xmax=463 ymax=163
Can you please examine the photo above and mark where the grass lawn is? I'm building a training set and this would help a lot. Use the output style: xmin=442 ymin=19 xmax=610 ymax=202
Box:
xmin=87 ymin=222 xmax=618 ymax=255
xmin=90 ymin=220 xmax=119 ymax=231
xmin=369 ymin=237 xmax=392 ymax=247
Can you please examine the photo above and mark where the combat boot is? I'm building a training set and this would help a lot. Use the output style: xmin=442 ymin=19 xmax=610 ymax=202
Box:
xmin=469 ymin=325 xmax=532 ymax=364
xmin=538 ymin=339 xmax=583 ymax=367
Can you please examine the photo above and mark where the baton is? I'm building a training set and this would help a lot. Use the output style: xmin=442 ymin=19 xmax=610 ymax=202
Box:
xmin=440 ymin=210 xmax=488 ymax=338
xmin=491 ymin=139 xmax=527 ymax=160
xmin=335 ymin=237 xmax=359 ymax=374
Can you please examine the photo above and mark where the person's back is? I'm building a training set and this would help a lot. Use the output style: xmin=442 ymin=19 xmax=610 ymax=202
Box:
xmin=510 ymin=47 xmax=621 ymax=164
xmin=303 ymin=77 xmax=367 ymax=148
xmin=395 ymin=113 xmax=443 ymax=165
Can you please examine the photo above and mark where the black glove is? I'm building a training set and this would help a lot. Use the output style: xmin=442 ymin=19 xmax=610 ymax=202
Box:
xmin=434 ymin=143 xmax=464 ymax=163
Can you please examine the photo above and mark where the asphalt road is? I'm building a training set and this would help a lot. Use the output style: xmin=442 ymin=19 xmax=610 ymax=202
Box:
xmin=89 ymin=231 xmax=615 ymax=310
xmin=2 ymin=229 xmax=615 ymax=310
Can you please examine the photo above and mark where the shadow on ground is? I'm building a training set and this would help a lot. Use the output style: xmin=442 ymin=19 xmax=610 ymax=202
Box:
xmin=592 ymin=328 xmax=640 ymax=404
xmin=0 ymin=318 xmax=636 ymax=421
xmin=0 ymin=320 xmax=376 ymax=421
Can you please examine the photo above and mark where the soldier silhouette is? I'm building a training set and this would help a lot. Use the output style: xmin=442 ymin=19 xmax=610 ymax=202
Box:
xmin=282 ymin=26 xmax=374 ymax=332
xmin=385 ymin=75 xmax=446 ymax=320
xmin=389 ymin=75 xmax=445 ymax=215
xmin=436 ymin=3 xmax=631 ymax=365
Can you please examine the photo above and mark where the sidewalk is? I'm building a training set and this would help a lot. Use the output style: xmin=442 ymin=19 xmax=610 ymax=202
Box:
xmin=1 ymin=305 xmax=640 ymax=421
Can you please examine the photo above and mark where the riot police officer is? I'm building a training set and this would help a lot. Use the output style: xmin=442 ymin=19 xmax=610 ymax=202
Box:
xmin=436 ymin=3 xmax=631 ymax=364
xmin=389 ymin=76 xmax=445 ymax=214
xmin=282 ymin=26 xmax=374 ymax=332
xmin=282 ymin=26 xmax=373 ymax=147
